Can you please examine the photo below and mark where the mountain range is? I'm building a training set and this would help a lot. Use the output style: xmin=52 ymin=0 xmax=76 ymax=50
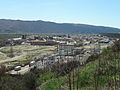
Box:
xmin=0 ymin=19 xmax=120 ymax=34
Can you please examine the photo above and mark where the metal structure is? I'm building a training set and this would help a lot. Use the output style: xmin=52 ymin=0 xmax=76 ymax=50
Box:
xmin=8 ymin=40 xmax=14 ymax=58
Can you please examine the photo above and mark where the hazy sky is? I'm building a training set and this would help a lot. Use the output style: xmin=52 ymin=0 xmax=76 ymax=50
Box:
xmin=0 ymin=0 xmax=120 ymax=28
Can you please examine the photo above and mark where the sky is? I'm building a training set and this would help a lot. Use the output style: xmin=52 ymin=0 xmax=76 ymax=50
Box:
xmin=0 ymin=0 xmax=120 ymax=28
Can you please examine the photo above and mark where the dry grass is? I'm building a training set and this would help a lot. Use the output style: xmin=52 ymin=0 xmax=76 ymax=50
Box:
xmin=0 ymin=45 xmax=56 ymax=65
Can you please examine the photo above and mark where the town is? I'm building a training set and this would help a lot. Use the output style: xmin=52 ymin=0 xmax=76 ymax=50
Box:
xmin=0 ymin=34 xmax=116 ymax=75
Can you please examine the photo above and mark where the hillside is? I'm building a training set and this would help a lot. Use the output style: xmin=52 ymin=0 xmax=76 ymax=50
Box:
xmin=0 ymin=40 xmax=120 ymax=90
xmin=0 ymin=19 xmax=120 ymax=34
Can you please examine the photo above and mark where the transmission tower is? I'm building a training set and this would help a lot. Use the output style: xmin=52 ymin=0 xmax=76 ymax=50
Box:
xmin=9 ymin=40 xmax=14 ymax=58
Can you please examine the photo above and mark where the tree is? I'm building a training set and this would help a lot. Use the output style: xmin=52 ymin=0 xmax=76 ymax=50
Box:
xmin=23 ymin=72 xmax=37 ymax=90
xmin=112 ymin=40 xmax=120 ymax=52
xmin=0 ymin=65 xmax=8 ymax=79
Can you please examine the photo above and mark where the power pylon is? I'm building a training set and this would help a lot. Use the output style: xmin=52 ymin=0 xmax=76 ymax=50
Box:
xmin=9 ymin=40 xmax=14 ymax=58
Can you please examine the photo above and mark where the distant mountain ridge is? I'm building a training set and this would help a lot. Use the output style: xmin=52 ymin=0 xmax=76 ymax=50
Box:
xmin=0 ymin=19 xmax=120 ymax=34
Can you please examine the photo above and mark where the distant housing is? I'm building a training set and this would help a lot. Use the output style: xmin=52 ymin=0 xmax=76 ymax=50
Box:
xmin=28 ymin=40 xmax=59 ymax=46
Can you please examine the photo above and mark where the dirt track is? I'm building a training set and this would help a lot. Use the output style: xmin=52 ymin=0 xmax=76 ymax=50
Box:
xmin=0 ymin=45 xmax=56 ymax=65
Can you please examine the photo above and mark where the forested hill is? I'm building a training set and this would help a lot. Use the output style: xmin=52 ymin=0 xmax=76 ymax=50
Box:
xmin=0 ymin=19 xmax=120 ymax=34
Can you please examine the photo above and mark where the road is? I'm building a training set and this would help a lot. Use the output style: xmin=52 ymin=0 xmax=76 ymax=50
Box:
xmin=10 ymin=65 xmax=30 ymax=75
